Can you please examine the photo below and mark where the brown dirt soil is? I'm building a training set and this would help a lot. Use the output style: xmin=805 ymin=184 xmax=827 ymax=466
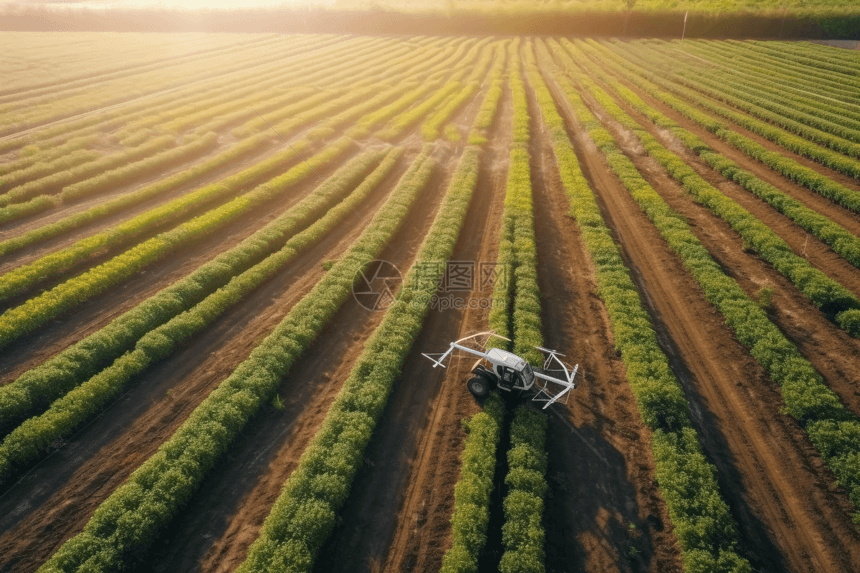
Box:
xmin=0 ymin=146 xmax=412 ymax=573
xmin=381 ymin=82 xmax=511 ymax=573
xmin=147 ymin=143 xmax=454 ymax=573
xmin=526 ymin=69 xmax=683 ymax=573
xmin=306 ymin=64 xmax=510 ymax=573
xmin=584 ymin=81 xmax=860 ymax=422
xmin=545 ymin=63 xmax=860 ymax=573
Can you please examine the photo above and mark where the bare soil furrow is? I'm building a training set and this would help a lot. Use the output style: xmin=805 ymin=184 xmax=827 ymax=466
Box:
xmin=545 ymin=66 xmax=860 ymax=573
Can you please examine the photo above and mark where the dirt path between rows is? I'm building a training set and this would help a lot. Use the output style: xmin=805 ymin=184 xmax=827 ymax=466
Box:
xmin=585 ymin=85 xmax=860 ymax=423
xmin=161 ymin=143 xmax=455 ymax=573
xmin=381 ymin=80 xmax=512 ymax=573
xmin=543 ymin=57 xmax=860 ymax=573
xmin=526 ymin=65 xmax=683 ymax=573
xmin=0 ymin=146 xmax=408 ymax=573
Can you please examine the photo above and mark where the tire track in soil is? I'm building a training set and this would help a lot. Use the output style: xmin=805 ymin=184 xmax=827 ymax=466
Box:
xmin=0 ymin=146 xmax=412 ymax=573
xmin=0 ymin=138 xmax=348 ymax=387
xmin=544 ymin=64 xmax=860 ymax=573
xmin=165 ymin=142 xmax=457 ymax=573
xmin=586 ymin=48 xmax=860 ymax=231
xmin=584 ymin=88 xmax=860 ymax=421
xmin=381 ymin=79 xmax=512 ymax=573
xmin=525 ymin=65 xmax=683 ymax=573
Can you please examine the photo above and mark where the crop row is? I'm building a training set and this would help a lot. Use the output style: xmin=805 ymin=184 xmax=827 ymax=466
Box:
xmin=645 ymin=42 xmax=860 ymax=134
xmin=0 ymin=137 xmax=350 ymax=349
xmin=499 ymin=407 xmax=548 ymax=573
xmin=0 ymin=39 xmax=480 ymax=303
xmin=529 ymin=40 xmax=750 ymax=572
xmin=755 ymin=40 xmax=860 ymax=66
xmin=632 ymin=41 xmax=860 ymax=157
xmin=1 ymin=35 xmax=295 ymax=112
xmin=584 ymin=40 xmax=860 ymax=203
xmin=468 ymin=43 xmax=508 ymax=146
xmin=0 ymin=148 xmax=101 ymax=194
xmin=0 ymin=134 xmax=176 ymax=207
xmin=110 ymin=36 xmax=363 ymax=138
xmin=0 ymin=144 xmax=378 ymax=434
xmin=718 ymin=40 xmax=856 ymax=94
xmin=236 ymin=144 xmax=479 ymax=573
xmin=0 ymin=135 xmax=311 ymax=301
xmin=574 ymin=68 xmax=860 ymax=336
xmin=440 ymin=395 xmax=506 ymax=573
xmin=672 ymin=64 xmax=860 ymax=149
xmin=0 ymin=134 xmax=98 ymax=178
xmin=684 ymin=41 xmax=859 ymax=105
xmin=604 ymin=40 xmax=860 ymax=171
xmin=0 ymin=36 xmax=337 ymax=135
xmin=0 ymin=147 xmax=400 ymax=483
xmin=2 ymin=34 xmax=280 ymax=97
xmin=679 ymin=41 xmax=860 ymax=121
xmin=551 ymin=49 xmax=860 ymax=529
xmin=1 ymin=36 xmax=473 ymax=253
xmin=715 ymin=41 xmax=858 ymax=99
xmin=35 ymin=148 xmax=435 ymax=573
xmin=418 ymin=41 xmax=502 ymax=142
xmin=577 ymin=56 xmax=860 ymax=287
xmin=0 ymin=133 xmax=269 ymax=257
xmin=0 ymin=131 xmax=219 ymax=225
xmin=0 ymin=35 xmax=366 ymax=154
xmin=733 ymin=40 xmax=859 ymax=78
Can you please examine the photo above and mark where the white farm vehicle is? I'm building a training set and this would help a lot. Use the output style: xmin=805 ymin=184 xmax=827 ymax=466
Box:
xmin=422 ymin=332 xmax=578 ymax=409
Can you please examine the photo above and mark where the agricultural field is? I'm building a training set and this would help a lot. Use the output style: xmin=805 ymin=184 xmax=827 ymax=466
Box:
xmin=1 ymin=31 xmax=860 ymax=573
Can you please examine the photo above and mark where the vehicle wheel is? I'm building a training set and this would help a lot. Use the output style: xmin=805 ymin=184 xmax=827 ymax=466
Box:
xmin=467 ymin=376 xmax=489 ymax=397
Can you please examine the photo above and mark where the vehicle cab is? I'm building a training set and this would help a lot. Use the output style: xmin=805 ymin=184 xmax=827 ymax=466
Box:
xmin=486 ymin=348 xmax=536 ymax=391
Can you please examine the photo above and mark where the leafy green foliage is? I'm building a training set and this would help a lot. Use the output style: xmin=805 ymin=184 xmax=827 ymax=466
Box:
xmin=0 ymin=137 xmax=347 ymax=349
xmin=0 ymin=133 xmax=268 ymax=257
xmin=440 ymin=395 xmax=505 ymax=573
xmin=499 ymin=408 xmax=547 ymax=573
xmin=0 ymin=135 xmax=175 ymax=207
xmin=573 ymin=70 xmax=860 ymax=334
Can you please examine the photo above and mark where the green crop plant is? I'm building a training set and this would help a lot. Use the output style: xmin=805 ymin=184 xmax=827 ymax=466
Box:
xmin=0 ymin=134 xmax=175 ymax=206
xmin=440 ymin=395 xmax=505 ymax=573
xmin=499 ymin=407 xmax=548 ymax=573
xmin=572 ymin=70 xmax=860 ymax=335
xmin=0 ymin=133 xmax=269 ymax=257
xmin=0 ymin=137 xmax=352 ymax=349
xmin=591 ymin=40 xmax=860 ymax=181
